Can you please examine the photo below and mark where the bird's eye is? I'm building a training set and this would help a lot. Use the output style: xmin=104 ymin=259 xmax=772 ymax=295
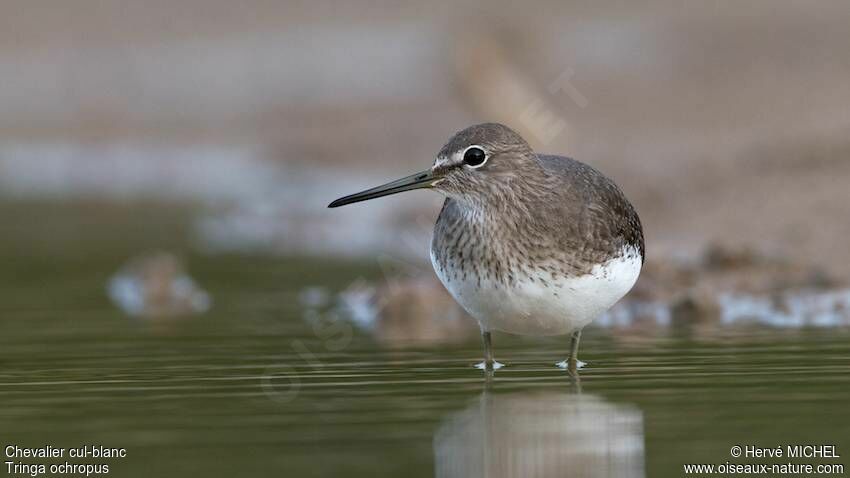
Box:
xmin=463 ymin=146 xmax=488 ymax=168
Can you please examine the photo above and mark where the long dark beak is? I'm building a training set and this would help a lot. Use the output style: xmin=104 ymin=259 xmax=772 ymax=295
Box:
xmin=328 ymin=169 xmax=438 ymax=208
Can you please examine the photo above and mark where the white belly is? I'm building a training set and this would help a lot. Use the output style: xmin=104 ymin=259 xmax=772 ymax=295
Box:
xmin=431 ymin=246 xmax=642 ymax=336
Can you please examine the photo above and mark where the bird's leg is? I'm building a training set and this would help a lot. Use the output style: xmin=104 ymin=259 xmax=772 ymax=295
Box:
xmin=568 ymin=329 xmax=583 ymax=374
xmin=557 ymin=329 xmax=586 ymax=374
xmin=475 ymin=331 xmax=504 ymax=371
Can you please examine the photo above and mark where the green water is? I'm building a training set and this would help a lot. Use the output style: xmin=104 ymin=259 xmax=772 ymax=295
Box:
xmin=1 ymin=202 xmax=849 ymax=477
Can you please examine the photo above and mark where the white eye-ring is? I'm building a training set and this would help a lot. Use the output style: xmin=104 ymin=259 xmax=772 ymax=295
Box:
xmin=461 ymin=145 xmax=488 ymax=168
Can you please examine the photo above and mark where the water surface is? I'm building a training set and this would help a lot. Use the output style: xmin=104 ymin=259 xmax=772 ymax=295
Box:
xmin=1 ymin=202 xmax=848 ymax=477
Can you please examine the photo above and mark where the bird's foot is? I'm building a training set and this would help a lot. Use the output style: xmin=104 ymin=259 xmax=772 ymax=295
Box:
xmin=556 ymin=359 xmax=586 ymax=370
xmin=474 ymin=361 xmax=504 ymax=371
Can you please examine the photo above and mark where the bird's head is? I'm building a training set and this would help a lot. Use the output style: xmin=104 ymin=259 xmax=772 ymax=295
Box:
xmin=328 ymin=123 xmax=542 ymax=209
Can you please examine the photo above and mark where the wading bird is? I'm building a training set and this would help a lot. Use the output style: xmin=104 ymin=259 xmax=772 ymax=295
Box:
xmin=329 ymin=123 xmax=644 ymax=374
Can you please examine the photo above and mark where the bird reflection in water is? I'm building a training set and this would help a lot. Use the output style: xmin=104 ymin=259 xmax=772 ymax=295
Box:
xmin=434 ymin=387 xmax=644 ymax=478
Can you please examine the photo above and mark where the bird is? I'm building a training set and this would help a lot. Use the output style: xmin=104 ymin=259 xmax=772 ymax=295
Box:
xmin=328 ymin=123 xmax=644 ymax=374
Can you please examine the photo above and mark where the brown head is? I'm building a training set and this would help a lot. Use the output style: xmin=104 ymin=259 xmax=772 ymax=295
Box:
xmin=328 ymin=123 xmax=546 ymax=208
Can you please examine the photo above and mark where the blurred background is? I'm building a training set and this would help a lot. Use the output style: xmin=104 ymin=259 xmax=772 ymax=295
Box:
xmin=2 ymin=1 xmax=849 ymax=477
xmin=4 ymin=0 xmax=850 ymax=264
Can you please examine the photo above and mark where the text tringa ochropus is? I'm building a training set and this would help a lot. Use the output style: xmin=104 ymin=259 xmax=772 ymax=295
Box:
xmin=329 ymin=123 xmax=644 ymax=374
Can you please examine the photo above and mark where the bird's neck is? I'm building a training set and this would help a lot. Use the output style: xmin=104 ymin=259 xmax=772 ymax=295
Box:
xmin=453 ymin=164 xmax=555 ymax=221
